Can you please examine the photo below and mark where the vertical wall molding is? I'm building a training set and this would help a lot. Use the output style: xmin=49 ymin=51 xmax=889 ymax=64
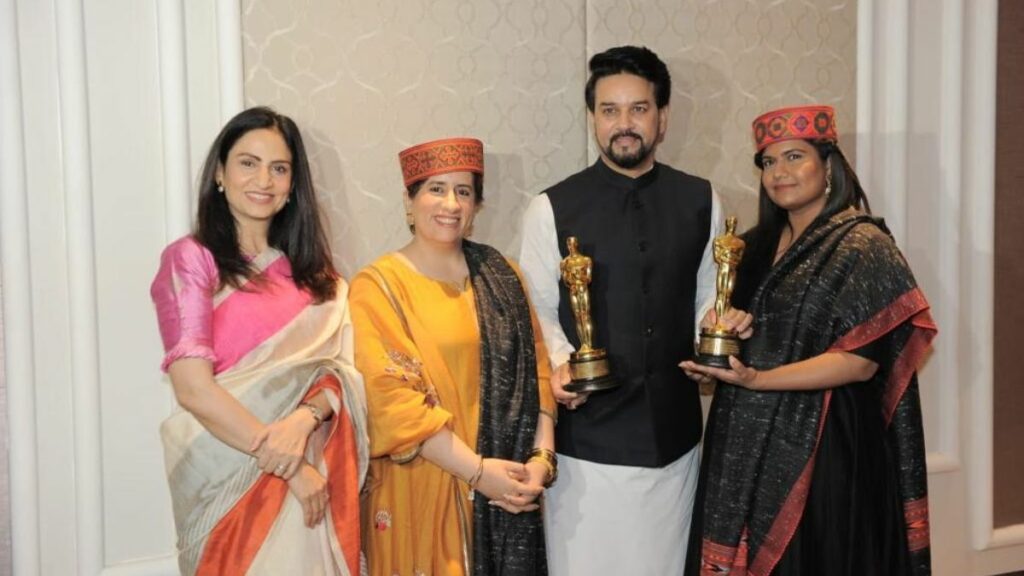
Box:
xmin=157 ymin=0 xmax=193 ymax=241
xmin=216 ymin=0 xmax=243 ymax=122
xmin=963 ymin=0 xmax=1024 ymax=553
xmin=928 ymin=0 xmax=965 ymax=475
xmin=54 ymin=0 xmax=105 ymax=572
xmin=857 ymin=0 xmax=960 ymax=475
xmin=0 ymin=0 xmax=41 ymax=573
xmin=857 ymin=0 xmax=909 ymax=247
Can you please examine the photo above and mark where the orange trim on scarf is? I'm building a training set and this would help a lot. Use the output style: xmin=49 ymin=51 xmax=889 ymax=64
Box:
xmin=747 ymin=390 xmax=833 ymax=576
xmin=826 ymin=287 xmax=937 ymax=424
xmin=196 ymin=374 xmax=360 ymax=576
xmin=904 ymin=497 xmax=931 ymax=552
xmin=701 ymin=529 xmax=749 ymax=576
xmin=321 ymin=378 xmax=362 ymax=576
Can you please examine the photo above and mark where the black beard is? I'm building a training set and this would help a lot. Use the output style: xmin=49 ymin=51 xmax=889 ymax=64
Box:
xmin=603 ymin=133 xmax=653 ymax=170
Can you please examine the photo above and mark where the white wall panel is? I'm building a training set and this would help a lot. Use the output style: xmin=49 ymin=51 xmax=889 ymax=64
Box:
xmin=4 ymin=0 xmax=242 ymax=573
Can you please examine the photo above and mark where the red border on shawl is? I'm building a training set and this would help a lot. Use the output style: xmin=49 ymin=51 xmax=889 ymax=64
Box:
xmin=746 ymin=390 xmax=833 ymax=576
xmin=701 ymin=529 xmax=750 ymax=575
xmin=195 ymin=374 xmax=361 ymax=576
xmin=743 ymin=287 xmax=936 ymax=575
xmin=827 ymin=287 xmax=937 ymax=424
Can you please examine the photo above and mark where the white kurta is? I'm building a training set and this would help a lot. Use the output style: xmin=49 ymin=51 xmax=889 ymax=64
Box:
xmin=518 ymin=185 xmax=722 ymax=575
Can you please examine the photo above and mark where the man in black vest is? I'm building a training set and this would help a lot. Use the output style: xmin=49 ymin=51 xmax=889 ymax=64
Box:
xmin=519 ymin=45 xmax=722 ymax=575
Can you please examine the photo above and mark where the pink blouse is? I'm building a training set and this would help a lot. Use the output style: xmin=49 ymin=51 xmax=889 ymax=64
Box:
xmin=151 ymin=236 xmax=312 ymax=374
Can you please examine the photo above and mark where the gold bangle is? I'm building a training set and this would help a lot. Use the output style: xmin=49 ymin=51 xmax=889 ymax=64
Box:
xmin=527 ymin=448 xmax=558 ymax=487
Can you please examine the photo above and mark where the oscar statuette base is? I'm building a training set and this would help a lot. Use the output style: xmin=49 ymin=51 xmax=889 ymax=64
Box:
xmin=565 ymin=348 xmax=619 ymax=393
xmin=695 ymin=328 xmax=741 ymax=369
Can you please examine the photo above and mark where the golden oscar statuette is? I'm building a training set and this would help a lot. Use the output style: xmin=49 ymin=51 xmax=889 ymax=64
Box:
xmin=561 ymin=237 xmax=619 ymax=393
xmin=695 ymin=216 xmax=746 ymax=368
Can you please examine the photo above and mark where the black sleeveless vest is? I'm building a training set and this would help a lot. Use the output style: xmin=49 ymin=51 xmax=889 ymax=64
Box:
xmin=546 ymin=160 xmax=712 ymax=467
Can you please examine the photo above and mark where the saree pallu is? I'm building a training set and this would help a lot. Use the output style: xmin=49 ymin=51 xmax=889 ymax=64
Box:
xmin=158 ymin=249 xmax=369 ymax=576
xmin=690 ymin=210 xmax=936 ymax=576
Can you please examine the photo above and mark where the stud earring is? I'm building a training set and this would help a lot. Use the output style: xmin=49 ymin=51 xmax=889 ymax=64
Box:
xmin=217 ymin=183 xmax=225 ymax=193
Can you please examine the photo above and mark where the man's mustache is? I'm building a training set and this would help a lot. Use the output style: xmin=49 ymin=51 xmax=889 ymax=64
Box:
xmin=611 ymin=131 xmax=643 ymax=144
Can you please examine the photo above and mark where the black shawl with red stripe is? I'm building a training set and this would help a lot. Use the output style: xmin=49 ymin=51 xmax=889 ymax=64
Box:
xmin=690 ymin=210 xmax=935 ymax=576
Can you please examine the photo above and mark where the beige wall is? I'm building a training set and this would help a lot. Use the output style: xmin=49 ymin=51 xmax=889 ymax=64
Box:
xmin=241 ymin=0 xmax=857 ymax=277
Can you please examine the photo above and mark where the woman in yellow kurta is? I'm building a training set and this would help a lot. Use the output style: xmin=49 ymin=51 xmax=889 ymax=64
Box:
xmin=350 ymin=138 xmax=557 ymax=576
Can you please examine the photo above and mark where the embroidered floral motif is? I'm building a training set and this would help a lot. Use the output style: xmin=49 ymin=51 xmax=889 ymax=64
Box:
xmin=374 ymin=509 xmax=392 ymax=531
xmin=385 ymin=349 xmax=422 ymax=378
xmin=384 ymin=349 xmax=440 ymax=408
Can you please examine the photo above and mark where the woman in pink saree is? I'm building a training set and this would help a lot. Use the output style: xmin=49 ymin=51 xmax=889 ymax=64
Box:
xmin=151 ymin=107 xmax=368 ymax=575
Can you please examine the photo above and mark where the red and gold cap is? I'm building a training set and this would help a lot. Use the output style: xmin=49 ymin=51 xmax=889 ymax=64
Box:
xmin=398 ymin=137 xmax=484 ymax=187
xmin=752 ymin=105 xmax=837 ymax=152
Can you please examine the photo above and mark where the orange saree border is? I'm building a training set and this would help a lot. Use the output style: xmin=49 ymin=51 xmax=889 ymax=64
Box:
xmin=195 ymin=374 xmax=360 ymax=576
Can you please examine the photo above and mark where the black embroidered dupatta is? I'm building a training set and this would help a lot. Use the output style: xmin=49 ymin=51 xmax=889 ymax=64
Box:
xmin=464 ymin=241 xmax=547 ymax=576
xmin=692 ymin=210 xmax=935 ymax=576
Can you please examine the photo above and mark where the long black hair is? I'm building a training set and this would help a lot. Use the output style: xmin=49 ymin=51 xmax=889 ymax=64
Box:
xmin=194 ymin=106 xmax=339 ymax=302
xmin=732 ymin=140 xmax=870 ymax=309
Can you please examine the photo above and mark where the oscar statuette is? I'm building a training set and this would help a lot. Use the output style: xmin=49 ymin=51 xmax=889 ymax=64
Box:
xmin=561 ymin=237 xmax=619 ymax=393
xmin=695 ymin=216 xmax=746 ymax=368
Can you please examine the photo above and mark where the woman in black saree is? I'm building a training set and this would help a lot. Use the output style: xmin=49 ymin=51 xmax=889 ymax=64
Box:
xmin=681 ymin=105 xmax=936 ymax=576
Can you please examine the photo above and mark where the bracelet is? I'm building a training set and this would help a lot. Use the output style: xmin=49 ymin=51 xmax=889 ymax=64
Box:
xmin=298 ymin=402 xmax=323 ymax=428
xmin=527 ymin=447 xmax=558 ymax=487
xmin=467 ymin=456 xmax=484 ymax=488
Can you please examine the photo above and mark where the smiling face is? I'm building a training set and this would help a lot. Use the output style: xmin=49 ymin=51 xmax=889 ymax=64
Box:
xmin=216 ymin=128 xmax=293 ymax=235
xmin=590 ymin=72 xmax=668 ymax=176
xmin=760 ymin=139 xmax=828 ymax=220
xmin=404 ymin=171 xmax=479 ymax=246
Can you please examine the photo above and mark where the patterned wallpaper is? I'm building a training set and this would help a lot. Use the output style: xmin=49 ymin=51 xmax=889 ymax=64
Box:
xmin=242 ymin=0 xmax=856 ymax=277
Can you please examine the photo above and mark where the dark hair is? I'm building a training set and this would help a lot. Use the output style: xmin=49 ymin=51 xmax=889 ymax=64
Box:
xmin=404 ymin=172 xmax=484 ymax=233
xmin=733 ymin=140 xmax=870 ymax=309
xmin=194 ymin=106 xmax=339 ymax=302
xmin=585 ymin=46 xmax=671 ymax=112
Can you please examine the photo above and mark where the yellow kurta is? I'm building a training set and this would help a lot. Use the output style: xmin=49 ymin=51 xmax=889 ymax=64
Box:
xmin=349 ymin=252 xmax=555 ymax=576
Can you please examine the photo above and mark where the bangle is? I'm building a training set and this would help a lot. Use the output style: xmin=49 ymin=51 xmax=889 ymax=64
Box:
xmin=298 ymin=402 xmax=323 ymax=428
xmin=467 ymin=456 xmax=484 ymax=488
xmin=527 ymin=447 xmax=558 ymax=487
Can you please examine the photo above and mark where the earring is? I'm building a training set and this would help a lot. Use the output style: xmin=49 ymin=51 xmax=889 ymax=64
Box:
xmin=824 ymin=163 xmax=833 ymax=197
xmin=405 ymin=212 xmax=414 ymax=226
xmin=217 ymin=183 xmax=225 ymax=193
xmin=285 ymin=196 xmax=290 ymax=204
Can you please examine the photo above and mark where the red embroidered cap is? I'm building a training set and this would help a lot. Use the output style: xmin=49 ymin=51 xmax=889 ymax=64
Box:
xmin=752 ymin=105 xmax=837 ymax=152
xmin=398 ymin=137 xmax=484 ymax=187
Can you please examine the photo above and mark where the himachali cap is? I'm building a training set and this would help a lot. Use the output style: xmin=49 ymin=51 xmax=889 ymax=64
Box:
xmin=398 ymin=137 xmax=484 ymax=187
xmin=752 ymin=105 xmax=838 ymax=152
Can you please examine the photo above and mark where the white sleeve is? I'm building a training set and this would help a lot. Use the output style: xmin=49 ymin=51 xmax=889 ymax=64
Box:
xmin=694 ymin=188 xmax=724 ymax=339
xmin=518 ymin=193 xmax=575 ymax=367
